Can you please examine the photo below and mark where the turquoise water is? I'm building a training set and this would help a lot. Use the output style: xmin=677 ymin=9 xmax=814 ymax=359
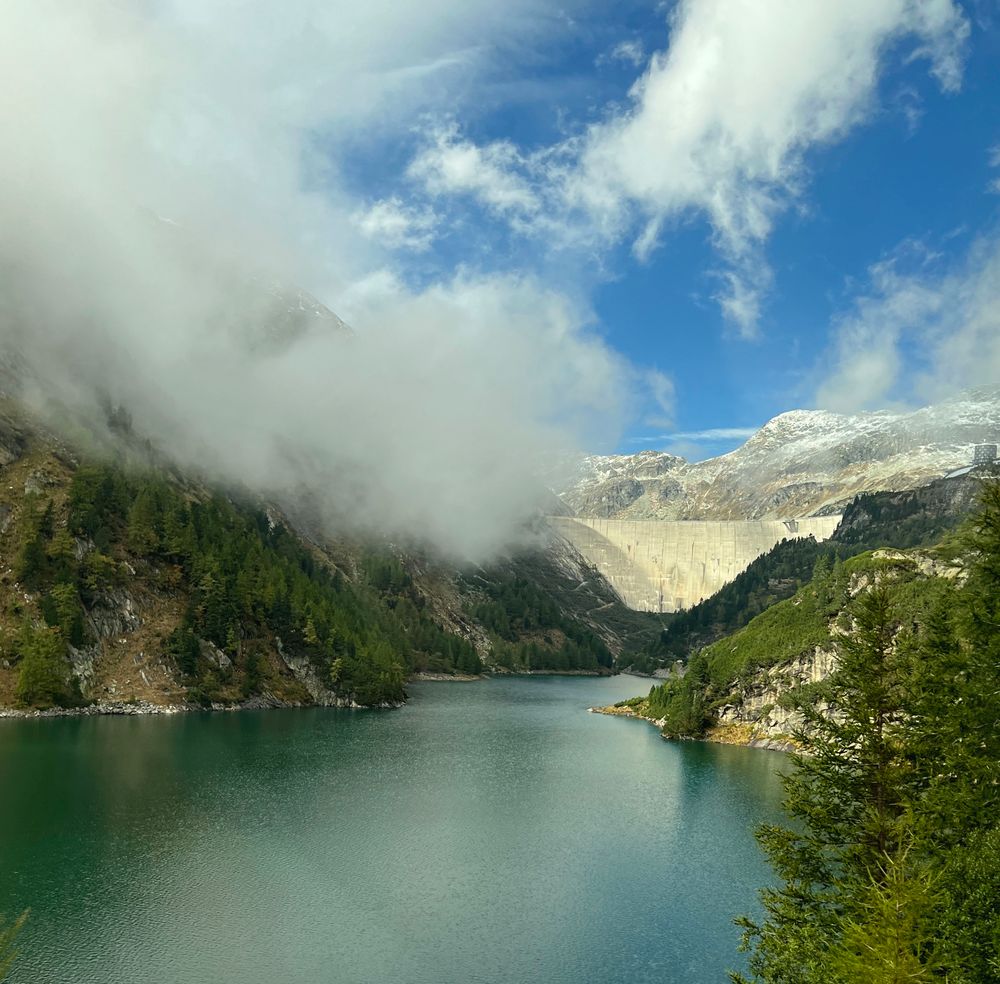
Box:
xmin=0 ymin=676 xmax=787 ymax=984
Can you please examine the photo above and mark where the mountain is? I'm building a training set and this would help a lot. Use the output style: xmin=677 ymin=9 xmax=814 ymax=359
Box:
xmin=556 ymin=388 xmax=1000 ymax=521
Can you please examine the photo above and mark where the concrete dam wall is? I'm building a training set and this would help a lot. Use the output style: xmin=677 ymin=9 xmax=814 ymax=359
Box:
xmin=549 ymin=516 xmax=842 ymax=613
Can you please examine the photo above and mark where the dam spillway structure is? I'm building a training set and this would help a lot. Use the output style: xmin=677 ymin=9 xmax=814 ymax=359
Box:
xmin=548 ymin=515 xmax=842 ymax=613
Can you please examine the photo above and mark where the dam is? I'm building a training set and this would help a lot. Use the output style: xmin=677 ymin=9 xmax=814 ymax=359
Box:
xmin=549 ymin=516 xmax=842 ymax=613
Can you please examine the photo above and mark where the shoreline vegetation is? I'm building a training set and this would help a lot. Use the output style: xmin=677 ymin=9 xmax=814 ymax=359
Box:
xmin=0 ymin=442 xmax=623 ymax=716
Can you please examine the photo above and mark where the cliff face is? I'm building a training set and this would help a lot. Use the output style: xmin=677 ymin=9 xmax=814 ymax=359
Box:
xmin=555 ymin=389 xmax=1000 ymax=521
xmin=712 ymin=549 xmax=966 ymax=749
xmin=713 ymin=645 xmax=839 ymax=750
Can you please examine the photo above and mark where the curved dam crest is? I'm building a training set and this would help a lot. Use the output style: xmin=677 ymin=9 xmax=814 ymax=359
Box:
xmin=549 ymin=515 xmax=842 ymax=613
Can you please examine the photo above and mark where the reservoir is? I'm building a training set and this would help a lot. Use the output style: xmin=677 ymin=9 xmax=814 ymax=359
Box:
xmin=0 ymin=676 xmax=786 ymax=984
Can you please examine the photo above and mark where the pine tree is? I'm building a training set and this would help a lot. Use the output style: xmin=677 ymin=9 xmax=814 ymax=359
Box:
xmin=909 ymin=478 xmax=1000 ymax=982
xmin=126 ymin=487 xmax=161 ymax=555
xmin=825 ymin=839 xmax=942 ymax=984
xmin=935 ymin=826 xmax=1000 ymax=984
xmin=16 ymin=533 xmax=48 ymax=590
xmin=15 ymin=624 xmax=73 ymax=709
xmin=734 ymin=582 xmax=916 ymax=984
xmin=46 ymin=582 xmax=87 ymax=647
xmin=46 ymin=527 xmax=76 ymax=583
xmin=948 ymin=478 xmax=1000 ymax=824
xmin=736 ymin=480 xmax=1000 ymax=984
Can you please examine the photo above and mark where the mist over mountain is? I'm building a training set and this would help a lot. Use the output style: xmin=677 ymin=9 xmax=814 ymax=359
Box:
xmin=0 ymin=0 xmax=629 ymax=563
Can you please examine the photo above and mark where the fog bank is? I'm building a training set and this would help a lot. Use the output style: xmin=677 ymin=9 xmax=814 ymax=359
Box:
xmin=0 ymin=0 xmax=630 ymax=559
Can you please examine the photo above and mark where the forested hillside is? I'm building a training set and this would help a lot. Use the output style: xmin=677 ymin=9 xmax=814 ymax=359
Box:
xmin=602 ymin=481 xmax=1000 ymax=980
xmin=0 ymin=403 xmax=654 ymax=713
xmin=463 ymin=569 xmax=614 ymax=672
xmin=625 ymin=547 xmax=954 ymax=740
xmin=2 ymin=454 xmax=480 ymax=709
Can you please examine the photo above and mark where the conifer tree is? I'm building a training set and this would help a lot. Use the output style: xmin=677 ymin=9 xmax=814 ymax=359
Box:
xmin=736 ymin=480 xmax=1000 ymax=984
xmin=126 ymin=486 xmax=160 ymax=555
xmin=15 ymin=624 xmax=73 ymax=709
xmin=824 ymin=840 xmax=942 ymax=984
xmin=916 ymin=478 xmax=1000 ymax=982
xmin=734 ymin=582 xmax=916 ymax=984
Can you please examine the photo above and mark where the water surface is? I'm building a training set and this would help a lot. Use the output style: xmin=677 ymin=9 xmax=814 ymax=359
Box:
xmin=0 ymin=676 xmax=786 ymax=983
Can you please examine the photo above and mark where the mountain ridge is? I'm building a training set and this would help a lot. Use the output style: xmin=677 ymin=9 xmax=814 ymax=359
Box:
xmin=555 ymin=388 xmax=1000 ymax=521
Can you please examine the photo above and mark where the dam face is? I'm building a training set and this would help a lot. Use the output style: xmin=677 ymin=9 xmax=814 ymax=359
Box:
xmin=549 ymin=516 xmax=842 ymax=613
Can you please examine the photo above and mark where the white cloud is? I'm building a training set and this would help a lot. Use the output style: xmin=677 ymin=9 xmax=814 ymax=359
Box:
xmin=642 ymin=368 xmax=677 ymax=428
xmin=567 ymin=0 xmax=969 ymax=336
xmin=672 ymin=426 xmax=759 ymax=442
xmin=626 ymin=424 xmax=760 ymax=462
xmin=630 ymin=426 xmax=758 ymax=443
xmin=409 ymin=0 xmax=969 ymax=338
xmin=606 ymin=39 xmax=645 ymax=67
xmin=815 ymin=234 xmax=1000 ymax=412
xmin=987 ymin=142 xmax=1000 ymax=194
xmin=408 ymin=123 xmax=540 ymax=218
xmin=352 ymin=198 xmax=439 ymax=251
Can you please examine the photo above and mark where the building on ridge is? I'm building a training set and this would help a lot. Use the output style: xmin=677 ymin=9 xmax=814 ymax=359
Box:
xmin=973 ymin=444 xmax=998 ymax=467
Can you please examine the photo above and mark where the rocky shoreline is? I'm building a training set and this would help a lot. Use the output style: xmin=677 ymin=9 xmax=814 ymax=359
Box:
xmin=1 ymin=699 xmax=191 ymax=719
xmin=589 ymin=703 xmax=797 ymax=753
xmin=410 ymin=672 xmax=484 ymax=682
xmin=412 ymin=668 xmax=609 ymax=683
xmin=0 ymin=692 xmax=402 ymax=720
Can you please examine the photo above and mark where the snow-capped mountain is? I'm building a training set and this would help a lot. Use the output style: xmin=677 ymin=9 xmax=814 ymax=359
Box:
xmin=556 ymin=389 xmax=1000 ymax=520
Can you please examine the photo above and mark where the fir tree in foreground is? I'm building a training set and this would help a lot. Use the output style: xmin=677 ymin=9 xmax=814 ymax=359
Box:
xmin=733 ymin=479 xmax=1000 ymax=984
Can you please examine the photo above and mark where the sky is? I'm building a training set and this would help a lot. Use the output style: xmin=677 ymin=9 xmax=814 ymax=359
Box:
xmin=327 ymin=0 xmax=1000 ymax=459
xmin=2 ymin=1 xmax=1000 ymax=557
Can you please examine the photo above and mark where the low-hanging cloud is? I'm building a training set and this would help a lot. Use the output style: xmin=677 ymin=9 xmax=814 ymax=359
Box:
xmin=0 ymin=0 xmax=632 ymax=561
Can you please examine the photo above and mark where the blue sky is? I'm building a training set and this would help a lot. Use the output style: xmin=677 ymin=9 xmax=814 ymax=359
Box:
xmin=318 ymin=0 xmax=1000 ymax=459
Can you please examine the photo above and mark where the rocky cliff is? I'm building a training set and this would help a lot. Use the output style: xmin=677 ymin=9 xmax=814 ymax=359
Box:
xmin=710 ymin=548 xmax=965 ymax=749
